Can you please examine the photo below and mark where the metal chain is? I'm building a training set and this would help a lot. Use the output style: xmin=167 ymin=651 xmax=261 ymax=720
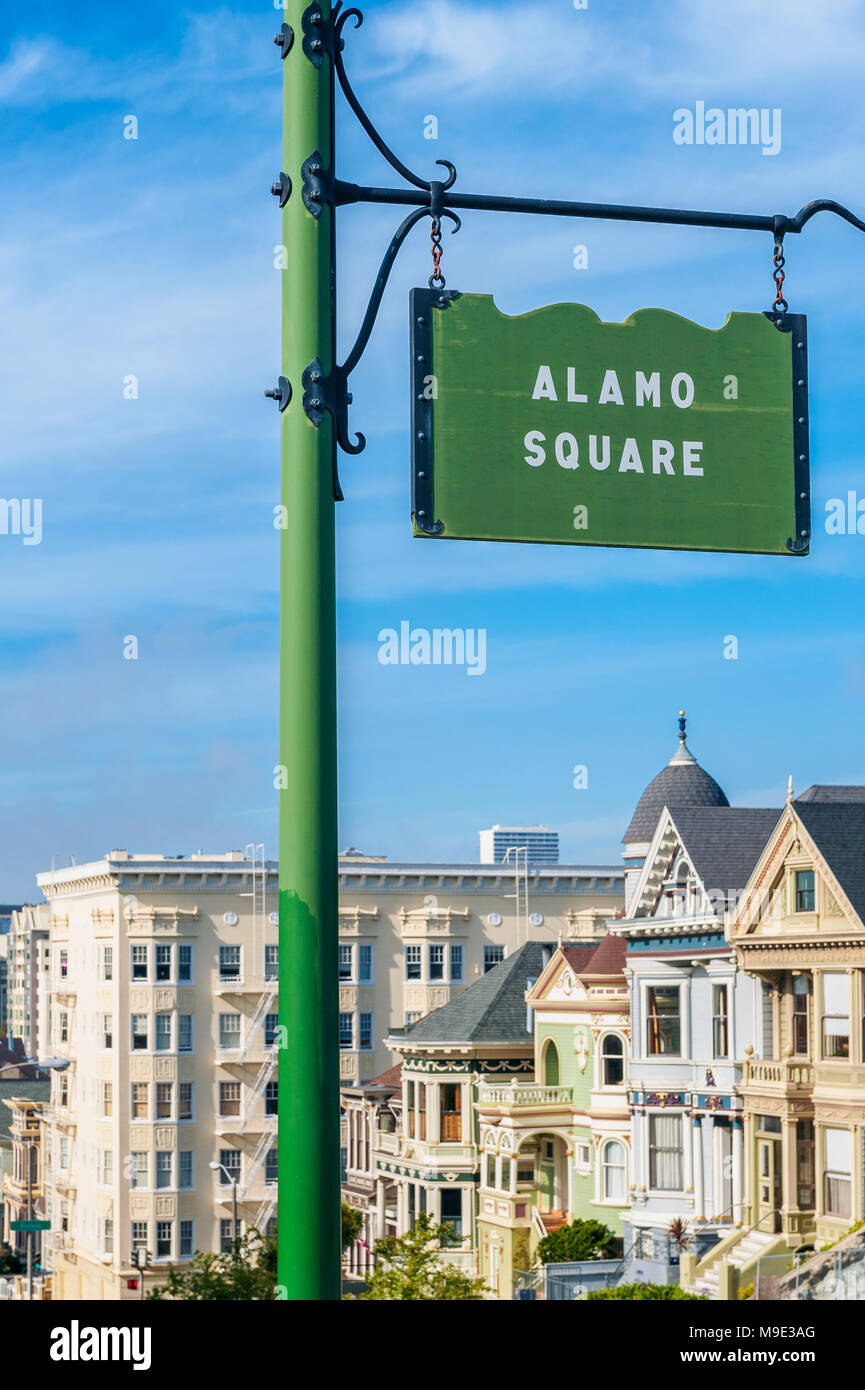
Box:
xmin=429 ymin=217 xmax=445 ymax=288
xmin=772 ymin=240 xmax=788 ymax=313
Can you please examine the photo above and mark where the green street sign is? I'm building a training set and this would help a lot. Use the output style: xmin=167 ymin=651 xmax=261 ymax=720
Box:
xmin=9 ymin=1219 xmax=50 ymax=1231
xmin=410 ymin=291 xmax=810 ymax=555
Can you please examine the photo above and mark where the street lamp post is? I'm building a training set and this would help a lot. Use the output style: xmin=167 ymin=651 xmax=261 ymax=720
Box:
xmin=209 ymin=1162 xmax=239 ymax=1263
xmin=0 ymin=1056 xmax=69 ymax=1299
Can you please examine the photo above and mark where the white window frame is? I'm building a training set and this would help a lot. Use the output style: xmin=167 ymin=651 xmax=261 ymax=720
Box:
xmin=358 ymin=942 xmax=373 ymax=984
xmin=218 ymin=1012 xmax=242 ymax=1051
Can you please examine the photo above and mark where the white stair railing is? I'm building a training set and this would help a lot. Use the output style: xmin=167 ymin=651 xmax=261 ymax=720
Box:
xmin=254 ymin=1193 xmax=277 ymax=1234
xmin=242 ymin=1051 xmax=278 ymax=1128
xmin=240 ymin=989 xmax=277 ymax=1058
xmin=239 ymin=1131 xmax=273 ymax=1199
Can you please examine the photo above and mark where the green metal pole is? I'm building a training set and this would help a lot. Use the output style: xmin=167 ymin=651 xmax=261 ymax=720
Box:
xmin=277 ymin=1 xmax=341 ymax=1300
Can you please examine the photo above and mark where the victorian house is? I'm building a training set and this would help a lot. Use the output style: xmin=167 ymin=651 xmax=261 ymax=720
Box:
xmin=340 ymin=941 xmax=555 ymax=1285
xmin=705 ymin=786 xmax=865 ymax=1293
xmin=613 ymin=799 xmax=779 ymax=1283
xmin=475 ymin=934 xmax=630 ymax=1298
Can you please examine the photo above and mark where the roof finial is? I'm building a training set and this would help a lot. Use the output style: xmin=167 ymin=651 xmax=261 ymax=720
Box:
xmin=678 ymin=708 xmax=687 ymax=744
xmin=786 ymin=774 xmax=794 ymax=805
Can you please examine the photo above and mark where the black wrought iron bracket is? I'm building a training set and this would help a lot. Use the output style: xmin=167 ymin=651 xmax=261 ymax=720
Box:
xmin=268 ymin=0 xmax=865 ymax=506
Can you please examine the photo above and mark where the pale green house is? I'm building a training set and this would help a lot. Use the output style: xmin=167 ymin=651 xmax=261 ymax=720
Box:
xmin=475 ymin=936 xmax=630 ymax=1297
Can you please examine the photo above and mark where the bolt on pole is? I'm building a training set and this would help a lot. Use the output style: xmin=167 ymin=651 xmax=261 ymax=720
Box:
xmin=277 ymin=0 xmax=342 ymax=1300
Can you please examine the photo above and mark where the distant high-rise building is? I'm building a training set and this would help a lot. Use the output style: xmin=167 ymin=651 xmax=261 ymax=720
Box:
xmin=478 ymin=825 xmax=560 ymax=865
xmin=6 ymin=905 xmax=50 ymax=1059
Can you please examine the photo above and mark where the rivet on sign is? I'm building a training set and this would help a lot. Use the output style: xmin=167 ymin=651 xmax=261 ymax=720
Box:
xmin=417 ymin=432 xmax=426 ymax=440
xmin=311 ymin=398 xmax=321 ymax=408
xmin=417 ymin=318 xmax=425 ymax=325
xmin=797 ymin=380 xmax=805 ymax=387
xmin=798 ymin=418 xmax=805 ymax=424
xmin=418 ymin=510 xmax=426 ymax=517
xmin=801 ymin=530 xmax=807 ymax=536
xmin=418 ymin=471 xmax=426 ymax=479
xmin=800 ymin=493 xmax=807 ymax=500
xmin=799 ymin=455 xmax=806 ymax=462
xmin=417 ymin=355 xmax=426 ymax=363
xmin=310 ymin=371 xmax=321 ymax=382
xmin=797 ymin=342 xmax=804 ymax=349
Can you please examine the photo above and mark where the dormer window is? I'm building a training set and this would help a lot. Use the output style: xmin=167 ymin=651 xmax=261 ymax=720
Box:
xmin=795 ymin=869 xmax=815 ymax=913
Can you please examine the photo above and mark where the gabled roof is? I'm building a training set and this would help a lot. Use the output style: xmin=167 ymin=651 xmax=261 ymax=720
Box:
xmin=668 ymin=806 xmax=782 ymax=901
xmin=531 ymin=936 xmax=627 ymax=1002
xmin=368 ymin=1062 xmax=402 ymax=1089
xmin=579 ymin=932 xmax=627 ymax=977
xmin=396 ymin=941 xmax=555 ymax=1044
xmin=792 ymin=800 xmax=865 ymax=923
xmin=561 ymin=946 xmax=597 ymax=975
xmin=795 ymin=785 xmax=865 ymax=803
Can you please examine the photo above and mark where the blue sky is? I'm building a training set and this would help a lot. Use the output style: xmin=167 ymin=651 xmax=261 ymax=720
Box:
xmin=2 ymin=0 xmax=865 ymax=898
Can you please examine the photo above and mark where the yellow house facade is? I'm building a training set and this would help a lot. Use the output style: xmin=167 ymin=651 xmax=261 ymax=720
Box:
xmin=729 ymin=787 xmax=865 ymax=1254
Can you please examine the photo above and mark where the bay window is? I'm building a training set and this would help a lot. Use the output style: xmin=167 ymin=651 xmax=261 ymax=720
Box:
xmin=647 ymin=986 xmax=681 ymax=1055
xmin=822 ymin=973 xmax=850 ymax=1059
xmin=649 ymin=1114 xmax=683 ymax=1190
xmin=824 ymin=1127 xmax=852 ymax=1218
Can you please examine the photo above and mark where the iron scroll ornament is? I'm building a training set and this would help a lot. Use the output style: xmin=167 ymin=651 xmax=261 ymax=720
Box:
xmin=268 ymin=0 xmax=865 ymax=509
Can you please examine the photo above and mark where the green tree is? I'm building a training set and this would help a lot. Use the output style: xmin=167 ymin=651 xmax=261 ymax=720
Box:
xmin=0 ymin=1246 xmax=22 ymax=1275
xmin=536 ymin=1218 xmax=617 ymax=1265
xmin=342 ymin=1202 xmax=363 ymax=1252
xmin=588 ymin=1282 xmax=706 ymax=1300
xmin=351 ymin=1212 xmax=485 ymax=1301
xmin=147 ymin=1229 xmax=278 ymax=1301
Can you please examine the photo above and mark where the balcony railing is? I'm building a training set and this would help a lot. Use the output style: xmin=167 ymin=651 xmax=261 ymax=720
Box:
xmin=477 ymin=1082 xmax=573 ymax=1107
xmin=742 ymin=1058 xmax=814 ymax=1087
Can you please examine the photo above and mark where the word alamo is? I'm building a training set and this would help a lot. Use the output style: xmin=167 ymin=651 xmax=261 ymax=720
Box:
xmin=527 ymin=364 xmax=703 ymax=475
xmin=378 ymin=622 xmax=486 ymax=676
xmin=50 ymin=1322 xmax=151 ymax=1371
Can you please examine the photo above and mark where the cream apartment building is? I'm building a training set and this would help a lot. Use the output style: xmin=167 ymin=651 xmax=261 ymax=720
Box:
xmin=336 ymin=852 xmax=624 ymax=1084
xmin=34 ymin=846 xmax=621 ymax=1297
xmin=37 ymin=850 xmax=278 ymax=1300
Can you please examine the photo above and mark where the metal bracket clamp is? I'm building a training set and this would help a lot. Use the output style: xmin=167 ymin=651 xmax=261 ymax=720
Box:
xmin=301 ymin=152 xmax=333 ymax=217
xmin=271 ymin=172 xmax=292 ymax=208
xmin=264 ymin=377 xmax=292 ymax=412
xmin=301 ymin=2 xmax=348 ymax=66
xmin=302 ymin=358 xmax=365 ymax=500
xmin=273 ymin=22 xmax=294 ymax=58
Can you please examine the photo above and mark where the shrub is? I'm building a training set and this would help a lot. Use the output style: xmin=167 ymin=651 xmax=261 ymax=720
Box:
xmin=587 ymin=1282 xmax=706 ymax=1300
xmin=536 ymin=1218 xmax=617 ymax=1265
